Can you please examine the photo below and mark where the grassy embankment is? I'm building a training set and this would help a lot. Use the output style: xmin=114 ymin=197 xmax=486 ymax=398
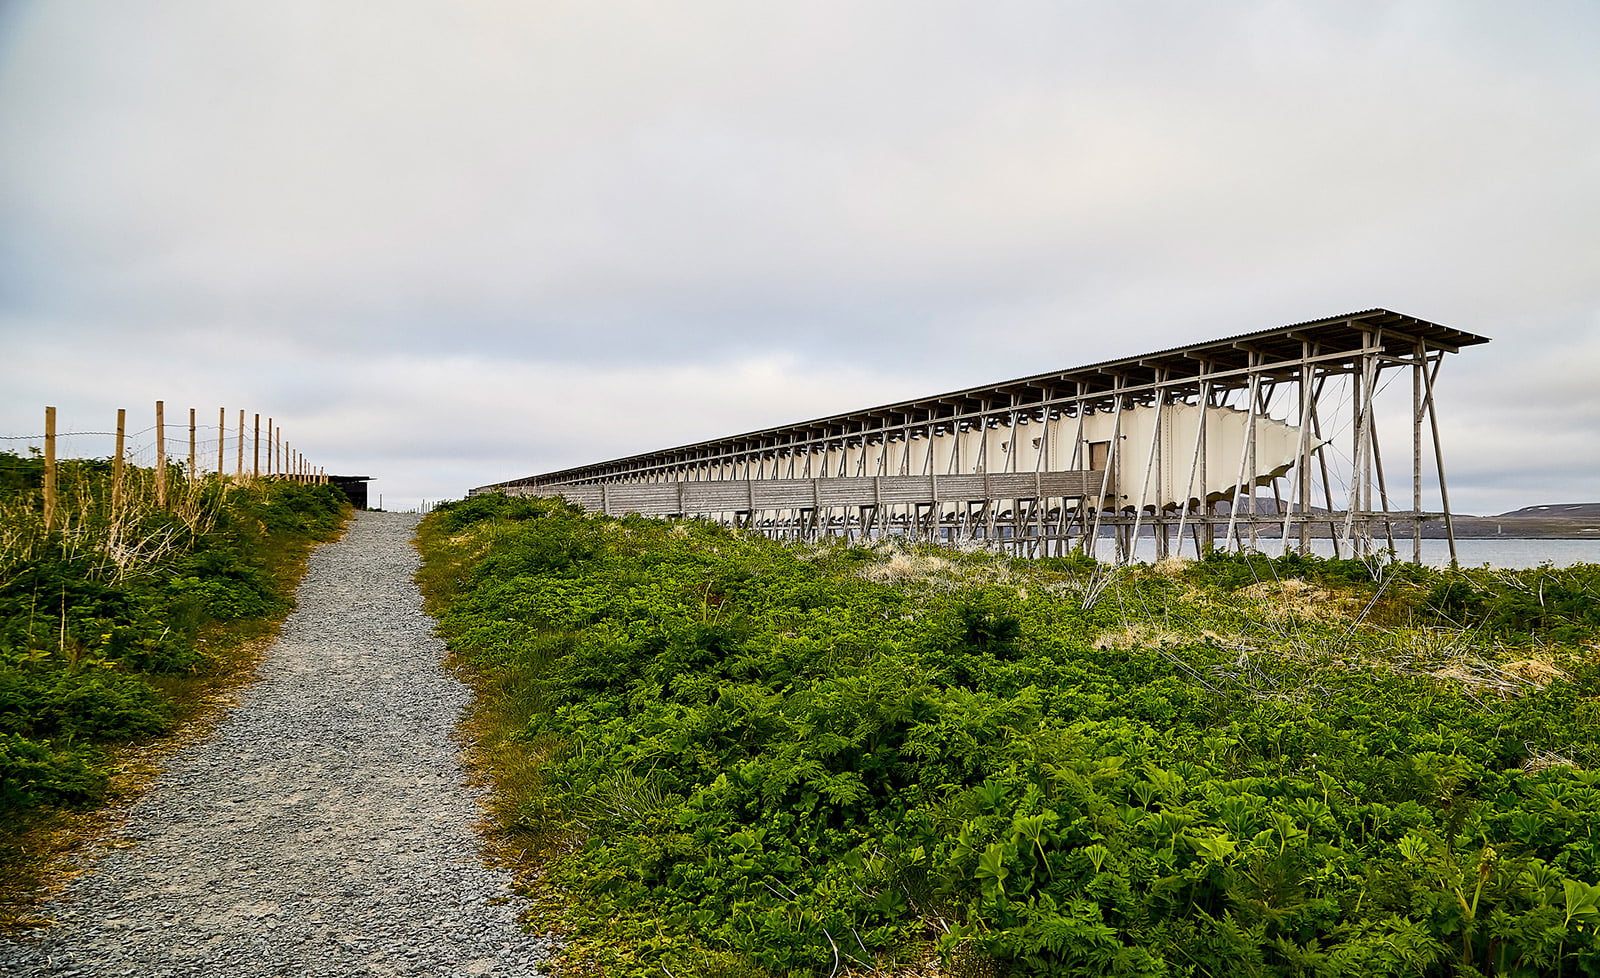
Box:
xmin=418 ymin=494 xmax=1600 ymax=978
xmin=0 ymin=452 xmax=348 ymax=927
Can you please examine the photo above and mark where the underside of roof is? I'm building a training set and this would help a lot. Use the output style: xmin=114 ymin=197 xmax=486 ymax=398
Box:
xmin=483 ymin=309 xmax=1488 ymax=490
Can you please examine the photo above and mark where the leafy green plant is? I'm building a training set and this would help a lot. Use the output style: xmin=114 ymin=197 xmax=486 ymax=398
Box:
xmin=0 ymin=461 xmax=347 ymax=817
xmin=0 ymin=733 xmax=105 ymax=810
xmin=419 ymin=496 xmax=1600 ymax=976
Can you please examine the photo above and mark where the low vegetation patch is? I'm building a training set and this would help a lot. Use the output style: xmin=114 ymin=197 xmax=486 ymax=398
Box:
xmin=0 ymin=452 xmax=347 ymax=924
xmin=419 ymin=494 xmax=1600 ymax=977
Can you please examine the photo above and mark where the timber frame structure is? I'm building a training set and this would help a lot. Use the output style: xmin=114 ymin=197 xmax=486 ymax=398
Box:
xmin=476 ymin=309 xmax=1489 ymax=563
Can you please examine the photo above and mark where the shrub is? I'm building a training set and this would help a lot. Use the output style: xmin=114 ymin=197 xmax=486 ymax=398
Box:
xmin=0 ymin=468 xmax=348 ymax=819
xmin=420 ymin=506 xmax=1600 ymax=977
xmin=0 ymin=734 xmax=105 ymax=811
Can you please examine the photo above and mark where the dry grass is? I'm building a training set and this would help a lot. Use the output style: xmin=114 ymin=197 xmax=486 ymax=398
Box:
xmin=1500 ymin=657 xmax=1571 ymax=685
xmin=1429 ymin=654 xmax=1570 ymax=698
xmin=0 ymin=468 xmax=237 ymax=589
xmin=1522 ymin=746 xmax=1582 ymax=773
xmin=1236 ymin=578 xmax=1352 ymax=623
xmin=1093 ymin=623 xmax=1226 ymax=652
xmin=863 ymin=550 xmax=953 ymax=583
xmin=1150 ymin=556 xmax=1193 ymax=578
xmin=857 ymin=541 xmax=1025 ymax=597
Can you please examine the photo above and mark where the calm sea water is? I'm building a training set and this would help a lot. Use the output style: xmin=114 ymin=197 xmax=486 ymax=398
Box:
xmin=1123 ymin=537 xmax=1600 ymax=569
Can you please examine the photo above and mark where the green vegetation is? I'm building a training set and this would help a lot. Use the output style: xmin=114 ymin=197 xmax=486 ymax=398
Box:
xmin=0 ymin=451 xmax=346 ymax=917
xmin=419 ymin=494 xmax=1600 ymax=977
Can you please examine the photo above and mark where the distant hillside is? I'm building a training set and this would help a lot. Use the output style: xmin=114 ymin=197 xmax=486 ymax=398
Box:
xmin=1494 ymin=502 xmax=1600 ymax=519
xmin=1450 ymin=503 xmax=1600 ymax=539
xmin=1186 ymin=498 xmax=1600 ymax=539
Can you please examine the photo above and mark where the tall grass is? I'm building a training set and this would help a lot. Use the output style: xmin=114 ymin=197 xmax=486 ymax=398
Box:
xmin=0 ymin=456 xmax=235 ymax=587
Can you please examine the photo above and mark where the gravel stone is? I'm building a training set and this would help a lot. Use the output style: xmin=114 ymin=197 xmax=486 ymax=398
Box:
xmin=1 ymin=512 xmax=552 ymax=976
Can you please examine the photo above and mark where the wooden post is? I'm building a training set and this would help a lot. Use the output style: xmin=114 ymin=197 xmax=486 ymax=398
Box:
xmin=155 ymin=400 xmax=168 ymax=508
xmin=43 ymin=406 xmax=57 ymax=531
xmin=1342 ymin=349 xmax=1372 ymax=556
xmin=1298 ymin=341 xmax=1314 ymax=554
xmin=1413 ymin=343 xmax=1425 ymax=564
xmin=1129 ymin=374 xmax=1166 ymax=554
xmin=1068 ymin=386 xmax=1087 ymax=554
xmin=1086 ymin=377 xmax=1126 ymax=560
xmin=217 ymin=407 xmax=226 ymax=478
xmin=1246 ymin=369 xmax=1264 ymax=551
xmin=1367 ymin=399 xmax=1398 ymax=555
xmin=1421 ymin=354 xmax=1459 ymax=567
xmin=1175 ymin=370 xmax=1210 ymax=558
xmin=112 ymin=408 xmax=127 ymax=516
xmin=236 ymin=409 xmax=245 ymax=480
xmin=1224 ymin=359 xmax=1261 ymax=553
xmin=253 ymin=413 xmax=261 ymax=479
xmin=1307 ymin=386 xmax=1343 ymax=558
xmin=188 ymin=408 xmax=197 ymax=484
xmin=1356 ymin=341 xmax=1382 ymax=556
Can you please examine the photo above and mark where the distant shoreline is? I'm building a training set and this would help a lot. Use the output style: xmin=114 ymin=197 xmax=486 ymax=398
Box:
xmin=1112 ymin=518 xmax=1600 ymax=541
xmin=1407 ymin=516 xmax=1600 ymax=540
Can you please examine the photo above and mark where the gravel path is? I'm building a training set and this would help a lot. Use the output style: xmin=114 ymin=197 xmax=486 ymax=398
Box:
xmin=1 ymin=511 xmax=552 ymax=976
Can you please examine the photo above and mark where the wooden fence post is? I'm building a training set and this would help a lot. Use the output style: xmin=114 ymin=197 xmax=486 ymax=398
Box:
xmin=188 ymin=407 xmax=197 ymax=484
xmin=43 ymin=406 xmax=57 ymax=531
xmin=155 ymin=400 xmax=167 ymax=508
xmin=236 ymin=409 xmax=245 ymax=480
xmin=113 ymin=408 xmax=126 ymax=514
xmin=217 ymin=407 xmax=226 ymax=477
xmin=253 ymin=413 xmax=260 ymax=480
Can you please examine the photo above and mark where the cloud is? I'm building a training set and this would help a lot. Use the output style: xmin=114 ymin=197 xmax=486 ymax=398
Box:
xmin=1 ymin=0 xmax=1598 ymax=512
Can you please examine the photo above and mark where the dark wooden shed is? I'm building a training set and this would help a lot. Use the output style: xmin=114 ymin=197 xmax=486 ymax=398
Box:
xmin=328 ymin=475 xmax=373 ymax=510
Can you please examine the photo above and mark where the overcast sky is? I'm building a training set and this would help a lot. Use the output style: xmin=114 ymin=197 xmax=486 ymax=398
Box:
xmin=2 ymin=1 xmax=1596 ymax=515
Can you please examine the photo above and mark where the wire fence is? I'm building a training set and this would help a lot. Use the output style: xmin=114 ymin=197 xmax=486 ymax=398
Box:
xmin=5 ymin=403 xmax=330 ymax=529
xmin=4 ymin=403 xmax=326 ymax=482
